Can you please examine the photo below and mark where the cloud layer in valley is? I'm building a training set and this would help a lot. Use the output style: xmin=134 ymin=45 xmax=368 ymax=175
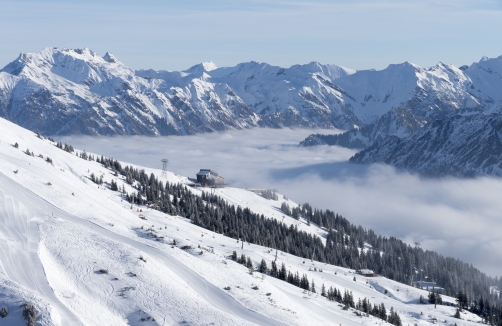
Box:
xmin=60 ymin=128 xmax=502 ymax=277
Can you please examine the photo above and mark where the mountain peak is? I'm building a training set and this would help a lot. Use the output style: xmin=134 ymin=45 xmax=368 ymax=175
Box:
xmin=103 ymin=52 xmax=120 ymax=64
xmin=184 ymin=61 xmax=218 ymax=76
xmin=201 ymin=61 xmax=218 ymax=71
xmin=386 ymin=61 xmax=420 ymax=71
xmin=0 ymin=52 xmax=31 ymax=75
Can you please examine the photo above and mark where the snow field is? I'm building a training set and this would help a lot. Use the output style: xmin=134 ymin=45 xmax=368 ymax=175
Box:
xmin=0 ymin=117 xmax=484 ymax=325
xmin=0 ymin=276 xmax=54 ymax=326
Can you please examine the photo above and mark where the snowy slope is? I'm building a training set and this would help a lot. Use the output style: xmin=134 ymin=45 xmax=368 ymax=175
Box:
xmin=464 ymin=56 xmax=502 ymax=103
xmin=0 ymin=48 xmax=500 ymax=136
xmin=332 ymin=61 xmax=485 ymax=124
xmin=0 ymin=117 xmax=483 ymax=325
xmin=350 ymin=113 xmax=502 ymax=177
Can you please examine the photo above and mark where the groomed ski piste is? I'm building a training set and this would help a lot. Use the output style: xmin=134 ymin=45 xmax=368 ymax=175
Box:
xmin=0 ymin=117 xmax=483 ymax=325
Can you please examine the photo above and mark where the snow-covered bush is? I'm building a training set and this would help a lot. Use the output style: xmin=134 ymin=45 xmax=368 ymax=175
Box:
xmin=0 ymin=306 xmax=8 ymax=318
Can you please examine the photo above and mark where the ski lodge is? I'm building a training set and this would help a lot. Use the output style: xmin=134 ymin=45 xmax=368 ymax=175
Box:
xmin=196 ymin=169 xmax=225 ymax=187
xmin=356 ymin=269 xmax=375 ymax=277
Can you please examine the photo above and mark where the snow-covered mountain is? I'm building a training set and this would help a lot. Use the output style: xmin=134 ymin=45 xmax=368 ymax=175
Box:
xmin=300 ymin=108 xmax=427 ymax=148
xmin=333 ymin=61 xmax=488 ymax=124
xmin=0 ymin=47 xmax=500 ymax=136
xmin=0 ymin=117 xmax=490 ymax=325
xmin=350 ymin=113 xmax=502 ymax=177
xmin=463 ymin=56 xmax=502 ymax=104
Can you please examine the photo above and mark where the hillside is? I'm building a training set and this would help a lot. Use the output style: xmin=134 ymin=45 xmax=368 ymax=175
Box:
xmin=0 ymin=48 xmax=500 ymax=136
xmin=350 ymin=113 xmax=502 ymax=177
xmin=0 ymin=118 xmax=492 ymax=325
xmin=300 ymin=108 xmax=427 ymax=149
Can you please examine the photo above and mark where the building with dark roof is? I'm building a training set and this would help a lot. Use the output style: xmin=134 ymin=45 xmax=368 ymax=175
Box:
xmin=196 ymin=169 xmax=225 ymax=187
xmin=356 ymin=269 xmax=375 ymax=277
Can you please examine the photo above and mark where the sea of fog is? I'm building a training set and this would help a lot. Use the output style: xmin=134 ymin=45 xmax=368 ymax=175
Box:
xmin=60 ymin=128 xmax=502 ymax=277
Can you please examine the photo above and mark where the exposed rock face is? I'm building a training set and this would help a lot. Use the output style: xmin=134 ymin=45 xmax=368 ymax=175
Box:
xmin=350 ymin=113 xmax=502 ymax=177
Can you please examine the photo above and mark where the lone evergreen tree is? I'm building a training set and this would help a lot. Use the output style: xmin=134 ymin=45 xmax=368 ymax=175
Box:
xmin=311 ymin=279 xmax=316 ymax=293
xmin=279 ymin=263 xmax=287 ymax=280
xmin=270 ymin=261 xmax=278 ymax=277
xmin=259 ymin=259 xmax=268 ymax=273
xmin=111 ymin=179 xmax=118 ymax=191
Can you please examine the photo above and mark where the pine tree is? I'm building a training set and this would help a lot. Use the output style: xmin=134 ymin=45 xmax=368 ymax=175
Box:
xmin=294 ymin=272 xmax=300 ymax=287
xmin=280 ymin=202 xmax=291 ymax=216
xmin=270 ymin=261 xmax=278 ymax=277
xmin=279 ymin=263 xmax=287 ymax=281
xmin=388 ymin=307 xmax=402 ymax=326
xmin=379 ymin=303 xmax=387 ymax=321
xmin=111 ymin=179 xmax=118 ymax=191
xmin=259 ymin=259 xmax=268 ymax=273
xmin=436 ymin=291 xmax=442 ymax=305
xmin=362 ymin=297 xmax=370 ymax=313
xmin=299 ymin=274 xmax=307 ymax=290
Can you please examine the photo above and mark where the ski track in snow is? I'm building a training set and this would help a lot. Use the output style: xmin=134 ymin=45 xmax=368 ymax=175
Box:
xmin=0 ymin=179 xmax=81 ymax=325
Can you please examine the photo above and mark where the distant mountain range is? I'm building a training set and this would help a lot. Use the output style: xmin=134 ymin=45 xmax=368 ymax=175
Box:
xmin=1 ymin=47 xmax=501 ymax=136
xmin=295 ymin=54 xmax=502 ymax=177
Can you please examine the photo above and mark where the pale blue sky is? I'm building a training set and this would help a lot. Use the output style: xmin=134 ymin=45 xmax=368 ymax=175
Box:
xmin=1 ymin=0 xmax=501 ymax=71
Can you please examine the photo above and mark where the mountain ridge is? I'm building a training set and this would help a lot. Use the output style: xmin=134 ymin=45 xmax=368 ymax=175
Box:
xmin=0 ymin=47 xmax=500 ymax=136
xmin=300 ymin=108 xmax=427 ymax=149
xmin=349 ymin=112 xmax=502 ymax=177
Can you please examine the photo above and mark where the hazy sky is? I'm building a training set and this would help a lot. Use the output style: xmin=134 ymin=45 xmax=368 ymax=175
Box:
xmin=1 ymin=0 xmax=502 ymax=71
xmin=60 ymin=129 xmax=502 ymax=277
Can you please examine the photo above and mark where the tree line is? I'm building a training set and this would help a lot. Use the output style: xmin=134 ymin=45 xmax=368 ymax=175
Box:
xmin=233 ymin=251 xmax=401 ymax=325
